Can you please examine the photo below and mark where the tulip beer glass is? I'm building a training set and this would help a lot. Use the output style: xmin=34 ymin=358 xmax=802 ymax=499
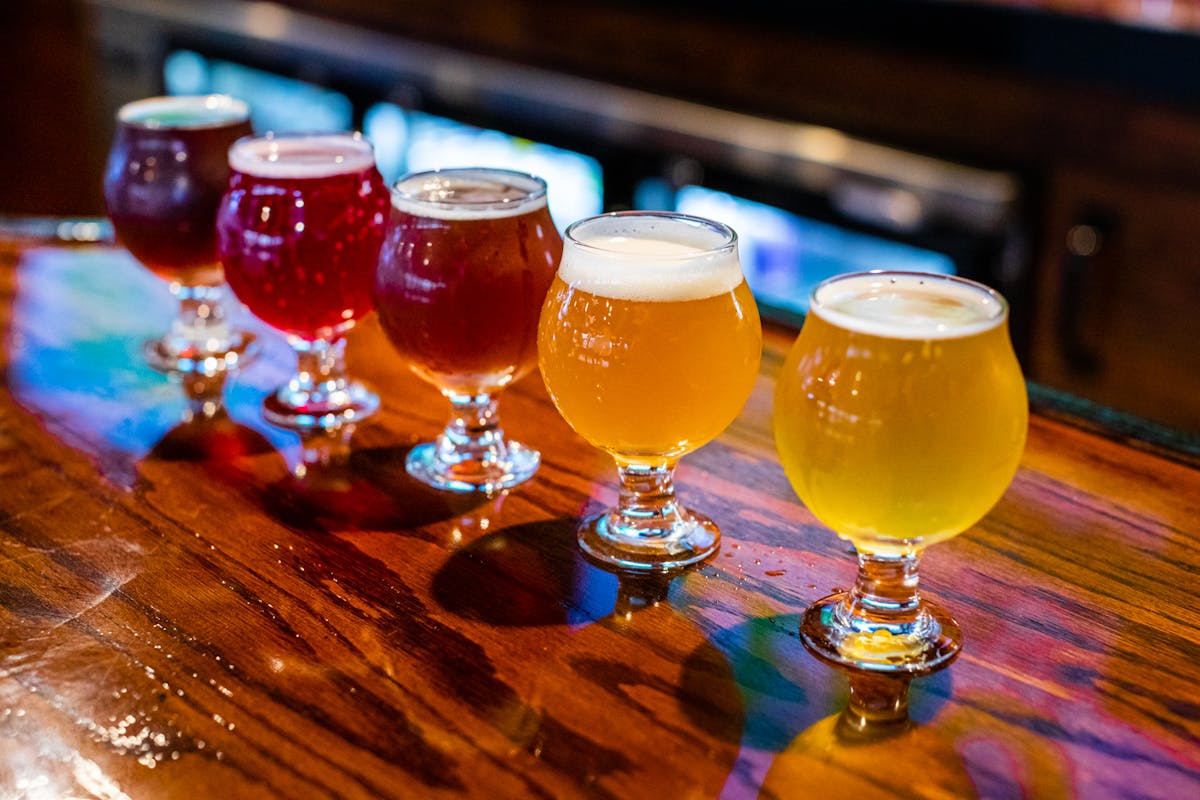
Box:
xmin=775 ymin=271 xmax=1027 ymax=673
xmin=375 ymin=168 xmax=563 ymax=492
xmin=103 ymin=95 xmax=255 ymax=373
xmin=217 ymin=132 xmax=389 ymax=429
xmin=538 ymin=212 xmax=762 ymax=571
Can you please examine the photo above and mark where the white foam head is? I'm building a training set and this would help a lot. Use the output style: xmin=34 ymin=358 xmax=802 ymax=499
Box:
xmin=228 ymin=133 xmax=376 ymax=179
xmin=558 ymin=212 xmax=743 ymax=302
xmin=118 ymin=94 xmax=249 ymax=129
xmin=391 ymin=168 xmax=548 ymax=220
xmin=811 ymin=271 xmax=1007 ymax=339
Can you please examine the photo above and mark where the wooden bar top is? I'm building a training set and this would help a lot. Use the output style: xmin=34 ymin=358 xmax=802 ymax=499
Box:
xmin=1 ymin=236 xmax=1198 ymax=799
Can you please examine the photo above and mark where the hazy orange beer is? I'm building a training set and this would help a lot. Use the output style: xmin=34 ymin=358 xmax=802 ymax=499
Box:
xmin=539 ymin=211 xmax=762 ymax=570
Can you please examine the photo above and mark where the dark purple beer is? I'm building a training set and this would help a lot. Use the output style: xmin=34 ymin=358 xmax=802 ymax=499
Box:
xmin=104 ymin=95 xmax=252 ymax=287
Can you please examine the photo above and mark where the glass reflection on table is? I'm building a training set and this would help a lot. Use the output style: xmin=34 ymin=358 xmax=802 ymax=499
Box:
xmin=5 ymin=245 xmax=296 ymax=485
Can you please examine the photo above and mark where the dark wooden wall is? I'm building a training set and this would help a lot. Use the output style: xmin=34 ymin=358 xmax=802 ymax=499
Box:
xmin=0 ymin=0 xmax=106 ymax=215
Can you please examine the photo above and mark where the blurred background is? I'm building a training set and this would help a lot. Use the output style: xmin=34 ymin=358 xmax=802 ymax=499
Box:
xmin=2 ymin=0 xmax=1198 ymax=437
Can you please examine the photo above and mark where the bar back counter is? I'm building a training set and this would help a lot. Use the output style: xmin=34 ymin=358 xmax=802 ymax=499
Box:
xmin=1 ymin=234 xmax=1198 ymax=798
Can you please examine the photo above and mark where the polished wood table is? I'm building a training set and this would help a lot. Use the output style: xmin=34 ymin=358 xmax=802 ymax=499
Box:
xmin=2 ymin=237 xmax=1198 ymax=799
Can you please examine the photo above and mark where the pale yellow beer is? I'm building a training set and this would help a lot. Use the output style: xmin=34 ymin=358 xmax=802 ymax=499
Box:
xmin=538 ymin=236 xmax=762 ymax=466
xmin=774 ymin=272 xmax=1027 ymax=554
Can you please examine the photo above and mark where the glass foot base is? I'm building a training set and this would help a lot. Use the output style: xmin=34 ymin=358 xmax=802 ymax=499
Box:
xmin=144 ymin=333 xmax=258 ymax=376
xmin=578 ymin=508 xmax=720 ymax=573
xmin=405 ymin=440 xmax=539 ymax=494
xmin=800 ymin=593 xmax=961 ymax=675
xmin=262 ymin=380 xmax=379 ymax=431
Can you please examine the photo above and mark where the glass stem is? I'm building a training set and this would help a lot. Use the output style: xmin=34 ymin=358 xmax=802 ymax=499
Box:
xmin=169 ymin=283 xmax=233 ymax=351
xmin=437 ymin=393 xmax=505 ymax=463
xmin=614 ymin=462 xmax=684 ymax=528
xmin=178 ymin=371 xmax=227 ymax=423
xmin=287 ymin=337 xmax=349 ymax=404
xmin=842 ymin=550 xmax=924 ymax=629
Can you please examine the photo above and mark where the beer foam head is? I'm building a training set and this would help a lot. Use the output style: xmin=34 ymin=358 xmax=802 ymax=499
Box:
xmin=392 ymin=169 xmax=548 ymax=220
xmin=228 ymin=133 xmax=376 ymax=179
xmin=812 ymin=272 xmax=1007 ymax=339
xmin=559 ymin=212 xmax=743 ymax=302
xmin=119 ymin=95 xmax=249 ymax=129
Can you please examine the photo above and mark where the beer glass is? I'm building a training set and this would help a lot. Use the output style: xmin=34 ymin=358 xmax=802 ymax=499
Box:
xmin=375 ymin=168 xmax=562 ymax=492
xmin=538 ymin=212 xmax=762 ymax=571
xmin=217 ymin=132 xmax=389 ymax=429
xmin=775 ymin=271 xmax=1027 ymax=673
xmin=103 ymin=95 xmax=256 ymax=374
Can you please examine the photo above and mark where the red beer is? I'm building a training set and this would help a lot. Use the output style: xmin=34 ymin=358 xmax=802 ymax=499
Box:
xmin=104 ymin=95 xmax=252 ymax=287
xmin=217 ymin=133 xmax=388 ymax=429
xmin=375 ymin=169 xmax=562 ymax=395
xmin=217 ymin=133 xmax=389 ymax=339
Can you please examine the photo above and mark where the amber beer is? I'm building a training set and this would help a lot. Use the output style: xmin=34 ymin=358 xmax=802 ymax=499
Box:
xmin=375 ymin=169 xmax=562 ymax=395
xmin=374 ymin=168 xmax=562 ymax=492
xmin=774 ymin=272 xmax=1028 ymax=554
xmin=538 ymin=237 xmax=762 ymax=464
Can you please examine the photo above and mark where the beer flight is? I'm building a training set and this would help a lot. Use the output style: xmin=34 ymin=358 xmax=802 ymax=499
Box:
xmin=102 ymin=94 xmax=1027 ymax=677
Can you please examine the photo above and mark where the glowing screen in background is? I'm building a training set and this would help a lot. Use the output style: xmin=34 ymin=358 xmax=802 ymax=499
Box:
xmin=165 ymin=50 xmax=353 ymax=133
xmin=164 ymin=52 xmax=603 ymax=231
xmin=164 ymin=49 xmax=952 ymax=320
xmin=639 ymin=181 xmax=956 ymax=317
xmin=363 ymin=103 xmax=603 ymax=232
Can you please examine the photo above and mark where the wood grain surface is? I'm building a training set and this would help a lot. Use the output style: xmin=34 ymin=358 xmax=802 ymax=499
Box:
xmin=1 ymin=240 xmax=1198 ymax=799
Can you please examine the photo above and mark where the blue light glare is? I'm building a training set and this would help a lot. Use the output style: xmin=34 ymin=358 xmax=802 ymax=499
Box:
xmin=164 ymin=50 xmax=353 ymax=134
xmin=364 ymin=103 xmax=604 ymax=233
xmin=648 ymin=183 xmax=956 ymax=317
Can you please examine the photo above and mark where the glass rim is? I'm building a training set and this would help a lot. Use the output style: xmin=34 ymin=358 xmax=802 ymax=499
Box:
xmin=229 ymin=129 xmax=372 ymax=149
xmin=809 ymin=270 xmax=1010 ymax=341
xmin=564 ymin=211 xmax=738 ymax=259
xmin=227 ymin=131 xmax=376 ymax=176
xmin=390 ymin=167 xmax=548 ymax=211
xmin=811 ymin=270 xmax=1008 ymax=316
xmin=117 ymin=94 xmax=250 ymax=130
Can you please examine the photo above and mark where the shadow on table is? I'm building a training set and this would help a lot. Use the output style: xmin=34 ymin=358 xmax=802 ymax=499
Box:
xmin=432 ymin=526 xmax=745 ymax=793
xmin=244 ymin=425 xmax=488 ymax=535
xmin=431 ymin=516 xmax=590 ymax=627
xmin=145 ymin=369 xmax=276 ymax=463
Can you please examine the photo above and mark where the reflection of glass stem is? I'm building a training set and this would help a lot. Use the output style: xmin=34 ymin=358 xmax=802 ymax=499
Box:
xmin=614 ymin=462 xmax=685 ymax=531
xmin=449 ymin=489 xmax=509 ymax=548
xmin=178 ymin=371 xmax=227 ymax=423
xmin=295 ymin=423 xmax=355 ymax=478
xmin=613 ymin=573 xmax=672 ymax=619
xmin=436 ymin=392 xmax=506 ymax=465
xmin=840 ymin=551 xmax=925 ymax=632
xmin=839 ymin=672 xmax=912 ymax=737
